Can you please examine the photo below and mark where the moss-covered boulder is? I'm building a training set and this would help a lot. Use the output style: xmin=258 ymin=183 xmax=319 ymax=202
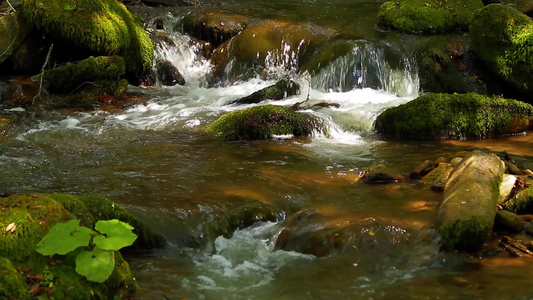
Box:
xmin=0 ymin=12 xmax=32 ymax=65
xmin=39 ymin=56 xmax=125 ymax=94
xmin=205 ymin=104 xmax=324 ymax=140
xmin=183 ymin=12 xmax=249 ymax=48
xmin=21 ymin=0 xmax=154 ymax=79
xmin=0 ymin=257 xmax=31 ymax=299
xmin=436 ymin=151 xmax=505 ymax=251
xmin=374 ymin=93 xmax=533 ymax=140
xmin=470 ymin=4 xmax=533 ymax=97
xmin=503 ymin=186 xmax=533 ymax=214
xmin=231 ymin=79 xmax=300 ymax=105
xmin=211 ymin=20 xmax=336 ymax=80
xmin=377 ymin=0 xmax=483 ymax=33
xmin=0 ymin=194 xmax=140 ymax=298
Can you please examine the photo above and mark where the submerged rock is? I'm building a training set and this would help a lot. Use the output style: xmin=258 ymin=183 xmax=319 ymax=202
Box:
xmin=377 ymin=0 xmax=483 ymax=33
xmin=494 ymin=210 xmax=523 ymax=232
xmin=155 ymin=59 xmax=185 ymax=86
xmin=22 ymin=0 xmax=153 ymax=80
xmin=363 ymin=164 xmax=405 ymax=184
xmin=183 ymin=12 xmax=249 ymax=48
xmin=420 ymin=163 xmax=453 ymax=190
xmin=437 ymin=151 xmax=505 ymax=251
xmin=374 ymin=93 xmax=533 ymax=140
xmin=0 ymin=194 xmax=149 ymax=298
xmin=230 ymin=79 xmax=300 ymax=105
xmin=470 ymin=4 xmax=533 ymax=98
xmin=205 ymin=104 xmax=325 ymax=141
xmin=0 ymin=12 xmax=32 ymax=65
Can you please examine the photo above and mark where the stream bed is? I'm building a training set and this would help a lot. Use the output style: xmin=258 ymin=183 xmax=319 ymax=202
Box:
xmin=1 ymin=0 xmax=533 ymax=299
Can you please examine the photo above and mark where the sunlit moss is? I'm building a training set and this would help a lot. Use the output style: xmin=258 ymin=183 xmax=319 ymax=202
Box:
xmin=377 ymin=0 xmax=483 ymax=33
xmin=21 ymin=0 xmax=153 ymax=77
xmin=503 ymin=186 xmax=533 ymax=214
xmin=438 ymin=215 xmax=490 ymax=251
xmin=374 ymin=93 xmax=533 ymax=139
xmin=205 ymin=104 xmax=325 ymax=140
xmin=470 ymin=4 xmax=533 ymax=96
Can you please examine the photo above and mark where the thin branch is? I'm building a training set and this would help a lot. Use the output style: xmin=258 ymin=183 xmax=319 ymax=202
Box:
xmin=5 ymin=0 xmax=16 ymax=12
xmin=33 ymin=44 xmax=54 ymax=104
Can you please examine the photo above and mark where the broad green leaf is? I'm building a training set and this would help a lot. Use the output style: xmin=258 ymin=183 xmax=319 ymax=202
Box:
xmin=93 ymin=219 xmax=137 ymax=251
xmin=36 ymin=219 xmax=92 ymax=256
xmin=75 ymin=248 xmax=115 ymax=283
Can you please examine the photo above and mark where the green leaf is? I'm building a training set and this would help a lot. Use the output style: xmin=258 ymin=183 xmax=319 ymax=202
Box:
xmin=75 ymin=248 xmax=115 ymax=283
xmin=93 ymin=219 xmax=137 ymax=251
xmin=36 ymin=219 xmax=92 ymax=256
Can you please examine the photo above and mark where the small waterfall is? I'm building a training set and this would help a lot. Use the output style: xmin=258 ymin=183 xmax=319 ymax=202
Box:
xmin=310 ymin=41 xmax=419 ymax=98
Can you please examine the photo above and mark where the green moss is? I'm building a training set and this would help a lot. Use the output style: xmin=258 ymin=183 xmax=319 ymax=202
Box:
xmin=377 ymin=0 xmax=484 ymax=33
xmin=205 ymin=104 xmax=324 ymax=141
xmin=374 ymin=92 xmax=533 ymax=139
xmin=0 ymin=257 xmax=31 ymax=300
xmin=0 ymin=12 xmax=32 ymax=65
xmin=438 ymin=215 xmax=491 ymax=251
xmin=503 ymin=186 xmax=533 ymax=214
xmin=21 ymin=0 xmax=153 ymax=77
xmin=47 ymin=193 xmax=166 ymax=249
xmin=470 ymin=4 xmax=533 ymax=96
xmin=39 ymin=56 xmax=125 ymax=94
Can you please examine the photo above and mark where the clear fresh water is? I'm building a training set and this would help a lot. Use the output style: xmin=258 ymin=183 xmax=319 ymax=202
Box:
xmin=1 ymin=0 xmax=533 ymax=299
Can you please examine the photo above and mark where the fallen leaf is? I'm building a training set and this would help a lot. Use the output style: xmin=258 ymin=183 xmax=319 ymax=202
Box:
xmin=5 ymin=223 xmax=16 ymax=233
xmin=368 ymin=230 xmax=375 ymax=236
xmin=30 ymin=283 xmax=41 ymax=296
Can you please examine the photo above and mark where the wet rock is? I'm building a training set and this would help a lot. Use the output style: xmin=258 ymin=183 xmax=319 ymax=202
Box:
xmin=377 ymin=0 xmax=483 ymax=33
xmin=150 ymin=30 xmax=176 ymax=48
xmin=495 ymin=210 xmax=524 ymax=232
xmin=450 ymin=157 xmax=463 ymax=168
xmin=437 ymin=151 xmax=505 ymax=251
xmin=155 ymin=60 xmax=185 ymax=86
xmin=205 ymin=104 xmax=325 ymax=141
xmin=0 ymin=12 xmax=32 ymax=65
xmin=211 ymin=20 xmax=336 ymax=81
xmin=22 ymin=0 xmax=153 ymax=81
xmin=499 ymin=174 xmax=517 ymax=204
xmin=301 ymin=40 xmax=355 ymax=75
xmin=0 ymin=79 xmax=38 ymax=107
xmin=274 ymin=210 xmax=419 ymax=257
xmin=420 ymin=163 xmax=453 ymax=189
xmin=0 ymin=194 xmax=142 ymax=298
xmin=374 ymin=93 xmax=533 ymax=140
xmin=470 ymin=4 xmax=533 ymax=98
xmin=524 ymin=169 xmax=533 ymax=177
xmin=503 ymin=186 xmax=533 ymax=214
xmin=183 ymin=12 xmax=249 ymax=48
xmin=292 ymin=99 xmax=341 ymax=111
xmin=3 ymin=33 xmax=50 ymax=75
xmin=37 ymin=56 xmax=125 ymax=94
xmin=410 ymin=159 xmax=436 ymax=179
xmin=141 ymin=0 xmax=190 ymax=6
xmin=364 ymin=164 xmax=405 ymax=184
xmin=231 ymin=79 xmax=300 ymax=105
xmin=504 ymin=161 xmax=523 ymax=175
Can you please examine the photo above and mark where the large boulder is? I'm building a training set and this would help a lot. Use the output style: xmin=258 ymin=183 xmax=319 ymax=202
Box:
xmin=374 ymin=93 xmax=533 ymax=139
xmin=470 ymin=4 xmax=533 ymax=98
xmin=436 ymin=151 xmax=505 ymax=251
xmin=205 ymin=104 xmax=325 ymax=141
xmin=21 ymin=0 xmax=154 ymax=80
xmin=0 ymin=12 xmax=32 ymax=65
xmin=377 ymin=0 xmax=484 ymax=33
xmin=211 ymin=20 xmax=336 ymax=81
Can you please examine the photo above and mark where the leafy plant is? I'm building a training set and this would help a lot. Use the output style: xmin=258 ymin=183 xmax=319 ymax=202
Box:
xmin=36 ymin=219 xmax=137 ymax=283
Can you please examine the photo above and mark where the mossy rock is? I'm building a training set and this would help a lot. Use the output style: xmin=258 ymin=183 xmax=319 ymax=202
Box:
xmin=21 ymin=0 xmax=154 ymax=79
xmin=494 ymin=210 xmax=523 ymax=232
xmin=0 ymin=12 xmax=32 ymax=65
xmin=205 ymin=104 xmax=325 ymax=141
xmin=503 ymin=186 xmax=533 ymax=214
xmin=182 ymin=12 xmax=249 ymax=48
xmin=377 ymin=0 xmax=484 ymax=33
xmin=231 ymin=79 xmax=300 ymax=105
xmin=374 ymin=93 xmax=533 ymax=140
xmin=46 ymin=193 xmax=166 ymax=250
xmin=0 ymin=194 xmax=138 ymax=298
xmin=38 ymin=56 xmax=125 ymax=94
xmin=0 ymin=257 xmax=31 ymax=300
xmin=364 ymin=163 xmax=405 ymax=184
xmin=420 ymin=162 xmax=453 ymax=186
xmin=470 ymin=4 xmax=533 ymax=97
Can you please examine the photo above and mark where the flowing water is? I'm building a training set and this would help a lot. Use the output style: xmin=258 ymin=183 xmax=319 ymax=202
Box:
xmin=2 ymin=0 xmax=533 ymax=299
